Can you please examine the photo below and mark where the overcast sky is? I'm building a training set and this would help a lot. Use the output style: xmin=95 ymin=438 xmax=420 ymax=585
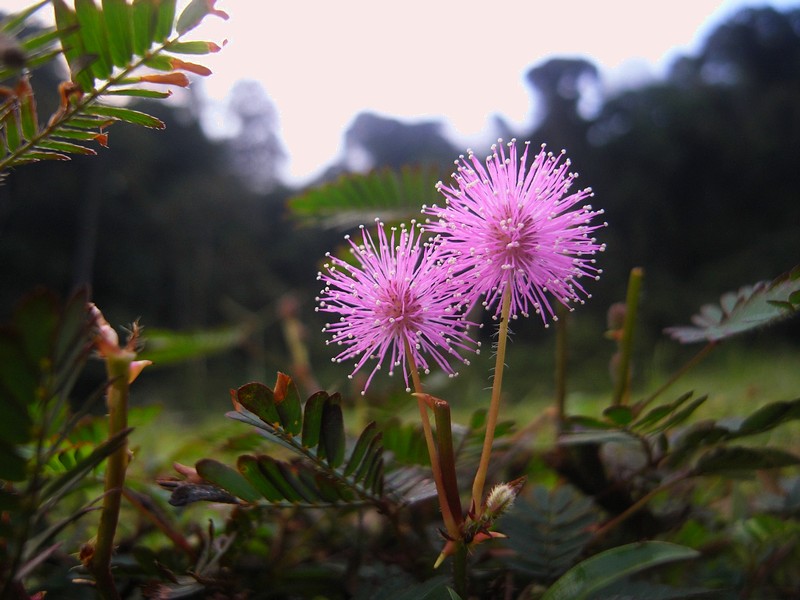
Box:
xmin=8 ymin=1 xmax=800 ymax=183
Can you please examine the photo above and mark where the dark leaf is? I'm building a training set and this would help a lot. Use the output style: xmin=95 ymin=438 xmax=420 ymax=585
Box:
xmin=603 ymin=405 xmax=633 ymax=426
xmin=273 ymin=373 xmax=302 ymax=437
xmin=694 ymin=446 xmax=800 ymax=475
xmin=344 ymin=421 xmax=379 ymax=477
xmin=321 ymin=397 xmax=345 ymax=468
xmin=541 ymin=542 xmax=700 ymax=600
xmin=559 ymin=430 xmax=639 ymax=446
xmin=237 ymin=455 xmax=285 ymax=503
xmin=666 ymin=266 xmax=800 ymax=343
xmin=729 ymin=398 xmax=800 ymax=438
xmin=632 ymin=391 xmax=694 ymax=432
xmin=301 ymin=391 xmax=327 ymax=449
xmin=655 ymin=395 xmax=708 ymax=433
xmin=500 ymin=487 xmax=597 ymax=583
xmin=234 ymin=382 xmax=280 ymax=427
xmin=167 ymin=482 xmax=239 ymax=506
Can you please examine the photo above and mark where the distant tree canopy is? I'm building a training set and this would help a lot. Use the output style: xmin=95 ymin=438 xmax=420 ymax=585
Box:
xmin=1 ymin=5 xmax=798 ymax=344
xmin=579 ymin=7 xmax=800 ymax=327
xmin=341 ymin=112 xmax=457 ymax=171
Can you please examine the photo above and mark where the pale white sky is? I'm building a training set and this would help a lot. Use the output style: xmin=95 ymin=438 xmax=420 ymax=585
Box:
xmin=7 ymin=1 xmax=800 ymax=183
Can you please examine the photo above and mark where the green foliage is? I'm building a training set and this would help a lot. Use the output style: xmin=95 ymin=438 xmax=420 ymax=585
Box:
xmin=665 ymin=265 xmax=800 ymax=343
xmin=139 ymin=323 xmax=259 ymax=365
xmin=288 ymin=165 xmax=443 ymax=229
xmin=166 ymin=373 xmax=436 ymax=510
xmin=0 ymin=0 xmax=225 ymax=171
xmin=0 ymin=289 xmax=135 ymax=591
xmin=499 ymin=485 xmax=598 ymax=583
xmin=541 ymin=542 xmax=700 ymax=600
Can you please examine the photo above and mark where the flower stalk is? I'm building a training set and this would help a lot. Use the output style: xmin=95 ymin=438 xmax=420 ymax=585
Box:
xmin=86 ymin=306 xmax=150 ymax=599
xmin=471 ymin=286 xmax=512 ymax=516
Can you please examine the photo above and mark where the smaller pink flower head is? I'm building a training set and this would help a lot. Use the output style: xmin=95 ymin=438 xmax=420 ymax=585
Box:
xmin=424 ymin=140 xmax=606 ymax=324
xmin=316 ymin=219 xmax=479 ymax=394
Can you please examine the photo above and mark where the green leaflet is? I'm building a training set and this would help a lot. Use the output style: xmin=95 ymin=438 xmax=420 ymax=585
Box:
xmin=1 ymin=0 xmax=219 ymax=173
xmin=102 ymin=0 xmax=134 ymax=68
xmin=288 ymin=165 xmax=444 ymax=229
xmin=75 ymin=0 xmax=113 ymax=80
xmin=168 ymin=373 xmax=405 ymax=508
xmin=131 ymin=0 xmax=155 ymax=56
xmin=86 ymin=105 xmax=165 ymax=129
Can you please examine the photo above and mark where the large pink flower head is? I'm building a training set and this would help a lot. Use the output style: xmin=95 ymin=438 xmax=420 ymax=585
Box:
xmin=316 ymin=219 xmax=479 ymax=393
xmin=423 ymin=139 xmax=606 ymax=324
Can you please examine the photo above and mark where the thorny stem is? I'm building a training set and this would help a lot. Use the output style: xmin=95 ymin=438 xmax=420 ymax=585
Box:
xmin=89 ymin=352 xmax=134 ymax=600
xmin=403 ymin=337 xmax=461 ymax=538
xmin=471 ymin=286 xmax=512 ymax=516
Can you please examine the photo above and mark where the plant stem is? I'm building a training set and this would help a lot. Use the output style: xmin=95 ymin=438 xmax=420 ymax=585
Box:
xmin=404 ymin=338 xmax=461 ymax=538
xmin=592 ymin=475 xmax=687 ymax=543
xmin=431 ymin=398 xmax=464 ymax=531
xmin=90 ymin=352 xmax=134 ymax=600
xmin=452 ymin=542 xmax=469 ymax=599
xmin=471 ymin=286 xmax=512 ymax=516
xmin=612 ymin=267 xmax=644 ymax=406
xmin=554 ymin=303 xmax=569 ymax=435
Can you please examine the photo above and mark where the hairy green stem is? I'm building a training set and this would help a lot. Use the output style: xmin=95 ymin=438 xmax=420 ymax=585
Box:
xmin=612 ymin=267 xmax=644 ymax=406
xmin=89 ymin=352 xmax=134 ymax=600
xmin=471 ymin=286 xmax=512 ymax=515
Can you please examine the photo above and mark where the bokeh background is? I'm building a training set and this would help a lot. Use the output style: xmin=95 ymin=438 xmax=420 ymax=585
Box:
xmin=1 ymin=2 xmax=799 ymax=417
